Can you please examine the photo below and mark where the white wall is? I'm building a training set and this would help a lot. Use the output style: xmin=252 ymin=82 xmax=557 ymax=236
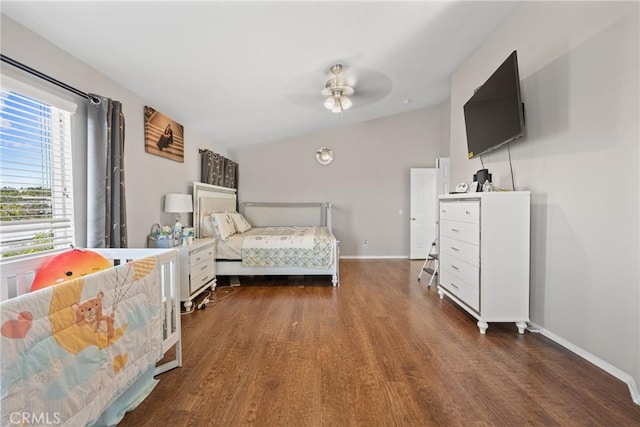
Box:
xmin=439 ymin=98 xmax=451 ymax=157
xmin=1 ymin=15 xmax=229 ymax=248
xmin=449 ymin=2 xmax=639 ymax=396
xmin=232 ymin=106 xmax=446 ymax=257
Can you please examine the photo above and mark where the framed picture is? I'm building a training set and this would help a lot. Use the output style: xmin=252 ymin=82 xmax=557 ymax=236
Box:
xmin=144 ymin=106 xmax=184 ymax=162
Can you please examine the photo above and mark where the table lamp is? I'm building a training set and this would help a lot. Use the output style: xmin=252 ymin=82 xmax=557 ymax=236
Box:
xmin=164 ymin=193 xmax=193 ymax=234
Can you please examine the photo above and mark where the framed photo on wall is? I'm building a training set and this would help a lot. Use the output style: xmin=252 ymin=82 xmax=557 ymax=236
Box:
xmin=144 ymin=106 xmax=184 ymax=162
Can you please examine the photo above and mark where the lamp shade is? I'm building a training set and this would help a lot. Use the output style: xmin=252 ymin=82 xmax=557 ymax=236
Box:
xmin=164 ymin=193 xmax=193 ymax=213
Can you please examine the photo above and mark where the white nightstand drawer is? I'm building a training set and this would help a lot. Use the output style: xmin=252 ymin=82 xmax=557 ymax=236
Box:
xmin=440 ymin=253 xmax=479 ymax=288
xmin=440 ymin=219 xmax=479 ymax=245
xmin=440 ymin=270 xmax=480 ymax=312
xmin=190 ymin=262 xmax=215 ymax=294
xmin=440 ymin=201 xmax=479 ymax=223
xmin=189 ymin=245 xmax=214 ymax=267
xmin=440 ymin=235 xmax=479 ymax=267
xmin=179 ymin=238 xmax=216 ymax=305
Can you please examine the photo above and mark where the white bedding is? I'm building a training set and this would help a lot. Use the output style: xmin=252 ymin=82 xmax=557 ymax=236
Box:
xmin=215 ymin=228 xmax=260 ymax=260
xmin=243 ymin=227 xmax=316 ymax=249
xmin=215 ymin=227 xmax=333 ymax=267
xmin=241 ymin=226 xmax=334 ymax=268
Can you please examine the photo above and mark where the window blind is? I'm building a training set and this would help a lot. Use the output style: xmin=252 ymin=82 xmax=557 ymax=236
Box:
xmin=0 ymin=88 xmax=75 ymax=259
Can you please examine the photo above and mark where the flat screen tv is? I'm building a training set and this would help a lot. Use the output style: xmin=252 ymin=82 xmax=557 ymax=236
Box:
xmin=463 ymin=50 xmax=525 ymax=159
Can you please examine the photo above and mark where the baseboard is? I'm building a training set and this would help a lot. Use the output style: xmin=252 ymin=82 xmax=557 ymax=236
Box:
xmin=339 ymin=255 xmax=408 ymax=260
xmin=528 ymin=322 xmax=640 ymax=405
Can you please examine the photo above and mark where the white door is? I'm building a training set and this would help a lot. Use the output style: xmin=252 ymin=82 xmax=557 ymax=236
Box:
xmin=435 ymin=157 xmax=450 ymax=255
xmin=436 ymin=157 xmax=451 ymax=196
xmin=410 ymin=168 xmax=437 ymax=259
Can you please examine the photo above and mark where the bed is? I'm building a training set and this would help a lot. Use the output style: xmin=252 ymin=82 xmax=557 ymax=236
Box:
xmin=0 ymin=248 xmax=181 ymax=426
xmin=193 ymin=182 xmax=339 ymax=286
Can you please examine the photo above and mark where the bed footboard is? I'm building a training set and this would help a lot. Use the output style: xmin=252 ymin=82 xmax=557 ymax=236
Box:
xmin=241 ymin=202 xmax=333 ymax=232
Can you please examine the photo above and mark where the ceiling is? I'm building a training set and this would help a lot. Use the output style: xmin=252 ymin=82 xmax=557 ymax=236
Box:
xmin=1 ymin=1 xmax=522 ymax=150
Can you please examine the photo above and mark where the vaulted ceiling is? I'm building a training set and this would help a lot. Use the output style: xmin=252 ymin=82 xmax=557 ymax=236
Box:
xmin=1 ymin=1 xmax=522 ymax=149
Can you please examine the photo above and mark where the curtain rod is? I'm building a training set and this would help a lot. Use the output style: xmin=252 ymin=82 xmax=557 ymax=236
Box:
xmin=1 ymin=53 xmax=91 ymax=100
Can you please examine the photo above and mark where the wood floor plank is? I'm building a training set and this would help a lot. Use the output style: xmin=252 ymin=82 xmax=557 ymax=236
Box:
xmin=121 ymin=260 xmax=640 ymax=426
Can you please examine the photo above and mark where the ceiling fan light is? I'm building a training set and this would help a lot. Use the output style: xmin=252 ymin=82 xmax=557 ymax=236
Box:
xmin=340 ymin=96 xmax=353 ymax=110
xmin=331 ymin=100 xmax=343 ymax=114
xmin=324 ymin=96 xmax=336 ymax=110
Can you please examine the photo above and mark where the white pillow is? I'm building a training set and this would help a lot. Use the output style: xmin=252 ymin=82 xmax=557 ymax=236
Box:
xmin=200 ymin=214 xmax=216 ymax=238
xmin=228 ymin=212 xmax=252 ymax=233
xmin=212 ymin=213 xmax=236 ymax=240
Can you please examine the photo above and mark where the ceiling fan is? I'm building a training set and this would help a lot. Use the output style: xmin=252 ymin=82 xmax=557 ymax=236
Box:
xmin=321 ymin=64 xmax=355 ymax=114
xmin=284 ymin=62 xmax=392 ymax=113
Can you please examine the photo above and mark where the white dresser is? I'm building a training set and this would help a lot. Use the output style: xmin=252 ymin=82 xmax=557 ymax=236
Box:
xmin=179 ymin=238 xmax=216 ymax=311
xmin=438 ymin=192 xmax=530 ymax=334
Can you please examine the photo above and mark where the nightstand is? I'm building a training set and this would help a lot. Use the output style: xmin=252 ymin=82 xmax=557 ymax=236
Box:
xmin=178 ymin=238 xmax=216 ymax=311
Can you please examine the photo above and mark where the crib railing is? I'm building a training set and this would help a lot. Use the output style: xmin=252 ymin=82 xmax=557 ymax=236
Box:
xmin=1 ymin=254 xmax=47 ymax=300
xmin=0 ymin=248 xmax=182 ymax=375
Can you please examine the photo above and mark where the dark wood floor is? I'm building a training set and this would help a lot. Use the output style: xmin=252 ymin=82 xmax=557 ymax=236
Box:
xmin=121 ymin=259 xmax=640 ymax=426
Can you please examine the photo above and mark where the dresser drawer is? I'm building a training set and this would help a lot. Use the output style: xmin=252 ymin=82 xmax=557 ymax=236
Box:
xmin=440 ymin=219 xmax=479 ymax=245
xmin=440 ymin=201 xmax=479 ymax=224
xmin=440 ymin=253 xmax=479 ymax=287
xmin=440 ymin=270 xmax=480 ymax=312
xmin=189 ymin=244 xmax=214 ymax=267
xmin=190 ymin=261 xmax=215 ymax=294
xmin=440 ymin=236 xmax=479 ymax=267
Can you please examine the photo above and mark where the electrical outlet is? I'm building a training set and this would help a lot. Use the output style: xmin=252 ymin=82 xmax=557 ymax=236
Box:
xmin=362 ymin=239 xmax=367 ymax=247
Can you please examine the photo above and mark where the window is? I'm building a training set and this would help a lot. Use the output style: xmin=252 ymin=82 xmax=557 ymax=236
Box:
xmin=0 ymin=87 xmax=75 ymax=259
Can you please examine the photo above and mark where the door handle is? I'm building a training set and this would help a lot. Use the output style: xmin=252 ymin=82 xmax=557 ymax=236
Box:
xmin=411 ymin=217 xmax=416 ymax=221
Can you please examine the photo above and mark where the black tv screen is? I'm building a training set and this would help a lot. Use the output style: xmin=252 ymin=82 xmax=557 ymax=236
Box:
xmin=463 ymin=51 xmax=525 ymax=159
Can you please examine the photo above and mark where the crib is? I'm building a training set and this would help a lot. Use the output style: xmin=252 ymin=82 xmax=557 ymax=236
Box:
xmin=0 ymin=248 xmax=182 ymax=426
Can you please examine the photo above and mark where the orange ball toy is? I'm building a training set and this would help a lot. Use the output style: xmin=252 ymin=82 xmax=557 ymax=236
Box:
xmin=30 ymin=249 xmax=112 ymax=292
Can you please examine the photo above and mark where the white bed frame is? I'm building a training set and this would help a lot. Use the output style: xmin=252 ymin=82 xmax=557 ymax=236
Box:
xmin=193 ymin=182 xmax=339 ymax=286
xmin=0 ymin=248 xmax=182 ymax=375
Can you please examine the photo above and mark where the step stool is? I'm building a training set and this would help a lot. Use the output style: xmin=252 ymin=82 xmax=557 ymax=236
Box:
xmin=417 ymin=242 xmax=438 ymax=288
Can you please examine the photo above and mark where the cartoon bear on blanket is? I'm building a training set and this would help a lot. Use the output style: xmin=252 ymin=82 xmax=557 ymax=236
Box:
xmin=72 ymin=291 xmax=114 ymax=339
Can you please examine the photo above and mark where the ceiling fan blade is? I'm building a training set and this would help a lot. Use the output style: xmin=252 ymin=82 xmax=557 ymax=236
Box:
xmin=284 ymin=63 xmax=392 ymax=110
xmin=350 ymin=68 xmax=392 ymax=100
xmin=284 ymin=93 xmax=327 ymax=111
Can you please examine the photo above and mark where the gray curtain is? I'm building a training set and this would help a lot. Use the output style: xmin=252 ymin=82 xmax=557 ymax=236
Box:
xmin=224 ymin=158 xmax=237 ymax=189
xmin=200 ymin=149 xmax=238 ymax=189
xmin=87 ymin=94 xmax=127 ymax=248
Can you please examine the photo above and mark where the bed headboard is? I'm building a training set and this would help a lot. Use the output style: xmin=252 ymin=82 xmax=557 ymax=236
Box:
xmin=193 ymin=182 xmax=237 ymax=238
xmin=192 ymin=181 xmax=332 ymax=238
